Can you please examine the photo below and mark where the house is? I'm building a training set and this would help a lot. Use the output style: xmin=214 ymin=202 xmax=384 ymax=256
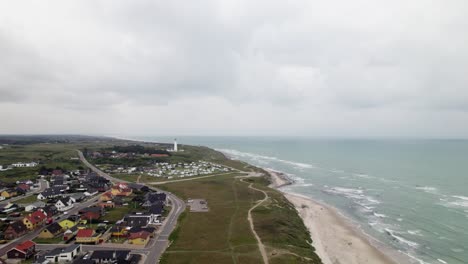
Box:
xmin=16 ymin=183 xmax=31 ymax=193
xmin=55 ymin=197 xmax=74 ymax=212
xmin=69 ymin=193 xmax=86 ymax=202
xmin=7 ymin=240 xmax=36 ymax=260
xmin=123 ymin=213 xmax=153 ymax=227
xmin=84 ymin=188 xmax=98 ymax=197
xmin=59 ymin=218 xmax=77 ymax=229
xmin=1 ymin=189 xmax=18 ymax=199
xmin=63 ymin=225 xmax=78 ymax=241
xmin=98 ymin=201 xmax=115 ymax=209
xmin=143 ymin=192 xmax=167 ymax=207
xmin=38 ymin=187 xmax=63 ymax=200
xmin=4 ymin=221 xmax=28 ymax=239
xmin=90 ymin=250 xmax=131 ymax=263
xmin=110 ymin=226 xmax=127 ymax=237
xmin=51 ymin=169 xmax=63 ymax=176
xmin=79 ymin=207 xmax=103 ymax=221
xmin=128 ymin=231 xmax=150 ymax=245
xmin=25 ymin=201 xmax=46 ymax=212
xmin=43 ymin=205 xmax=59 ymax=217
xmin=44 ymin=244 xmax=82 ymax=263
xmin=127 ymin=183 xmax=149 ymax=192
xmin=148 ymin=204 xmax=163 ymax=224
xmin=99 ymin=192 xmax=113 ymax=202
xmin=75 ymin=228 xmax=101 ymax=244
xmin=23 ymin=210 xmax=48 ymax=230
xmin=12 ymin=162 xmax=38 ymax=168
xmin=1 ymin=202 xmax=19 ymax=213
xmin=111 ymin=183 xmax=132 ymax=197
xmin=38 ymin=222 xmax=63 ymax=238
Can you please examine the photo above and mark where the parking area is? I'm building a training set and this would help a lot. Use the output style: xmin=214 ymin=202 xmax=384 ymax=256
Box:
xmin=187 ymin=199 xmax=209 ymax=212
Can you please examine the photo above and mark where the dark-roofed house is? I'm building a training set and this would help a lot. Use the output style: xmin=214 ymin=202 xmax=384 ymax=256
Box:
xmin=79 ymin=207 xmax=103 ymax=221
xmin=72 ymin=258 xmax=95 ymax=264
xmin=44 ymin=244 xmax=82 ymax=263
xmin=4 ymin=221 xmax=27 ymax=239
xmin=142 ymin=192 xmax=166 ymax=207
xmin=43 ymin=205 xmax=59 ymax=217
xmin=90 ymin=250 xmax=130 ymax=263
xmin=123 ymin=213 xmax=152 ymax=227
xmin=7 ymin=240 xmax=36 ymax=260
xmin=37 ymin=187 xmax=63 ymax=200
xmin=63 ymin=225 xmax=78 ymax=241
xmin=127 ymin=183 xmax=149 ymax=192
xmin=38 ymin=222 xmax=63 ymax=238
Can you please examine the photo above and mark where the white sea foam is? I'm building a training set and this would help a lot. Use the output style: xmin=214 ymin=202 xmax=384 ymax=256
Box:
xmin=440 ymin=195 xmax=468 ymax=209
xmin=398 ymin=251 xmax=430 ymax=264
xmin=407 ymin=230 xmax=423 ymax=237
xmin=353 ymin=173 xmax=374 ymax=179
xmin=415 ymin=186 xmax=438 ymax=193
xmin=437 ymin=259 xmax=448 ymax=264
xmin=299 ymin=183 xmax=314 ymax=187
xmin=385 ymin=228 xmax=419 ymax=248
xmin=217 ymin=148 xmax=315 ymax=170
xmin=373 ymin=212 xmax=387 ymax=218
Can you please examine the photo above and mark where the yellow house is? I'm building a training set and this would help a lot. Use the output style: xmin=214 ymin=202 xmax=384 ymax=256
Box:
xmin=110 ymin=226 xmax=127 ymax=237
xmin=110 ymin=183 xmax=132 ymax=197
xmin=59 ymin=219 xmax=77 ymax=229
xmin=128 ymin=231 xmax=150 ymax=246
xmin=75 ymin=229 xmax=101 ymax=244
xmin=38 ymin=222 xmax=63 ymax=238
xmin=1 ymin=190 xmax=17 ymax=198
xmin=23 ymin=210 xmax=47 ymax=230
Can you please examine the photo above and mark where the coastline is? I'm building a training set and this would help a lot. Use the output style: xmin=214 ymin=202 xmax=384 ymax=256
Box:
xmin=268 ymin=170 xmax=401 ymax=264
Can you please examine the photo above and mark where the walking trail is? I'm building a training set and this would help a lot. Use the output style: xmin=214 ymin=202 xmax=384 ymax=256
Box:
xmin=241 ymin=178 xmax=270 ymax=264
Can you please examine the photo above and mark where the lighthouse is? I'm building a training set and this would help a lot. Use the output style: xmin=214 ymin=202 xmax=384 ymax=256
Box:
xmin=174 ymin=138 xmax=178 ymax=152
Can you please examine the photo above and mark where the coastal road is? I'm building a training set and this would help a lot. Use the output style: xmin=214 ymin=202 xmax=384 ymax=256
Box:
xmin=77 ymin=150 xmax=186 ymax=263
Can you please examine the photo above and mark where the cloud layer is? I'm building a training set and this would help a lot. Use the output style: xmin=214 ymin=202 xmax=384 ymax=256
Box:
xmin=1 ymin=0 xmax=467 ymax=137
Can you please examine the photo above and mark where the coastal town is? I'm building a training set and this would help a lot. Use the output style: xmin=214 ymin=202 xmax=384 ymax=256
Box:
xmin=0 ymin=143 xmax=178 ymax=263
xmin=0 ymin=137 xmax=323 ymax=264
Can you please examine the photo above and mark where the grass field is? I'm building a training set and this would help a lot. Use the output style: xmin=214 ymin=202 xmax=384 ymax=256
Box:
xmin=157 ymin=173 xmax=322 ymax=264
xmin=102 ymin=207 xmax=135 ymax=223
xmin=15 ymin=195 xmax=38 ymax=204
xmin=33 ymin=236 xmax=64 ymax=244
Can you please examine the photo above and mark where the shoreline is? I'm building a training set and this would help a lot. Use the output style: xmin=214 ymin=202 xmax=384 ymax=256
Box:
xmin=268 ymin=170 xmax=404 ymax=264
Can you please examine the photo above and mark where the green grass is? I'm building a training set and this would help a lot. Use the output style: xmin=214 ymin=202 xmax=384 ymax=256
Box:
xmin=33 ymin=236 xmax=64 ymax=244
xmin=158 ymin=173 xmax=322 ymax=264
xmin=102 ymin=207 xmax=136 ymax=223
xmin=15 ymin=195 xmax=38 ymax=204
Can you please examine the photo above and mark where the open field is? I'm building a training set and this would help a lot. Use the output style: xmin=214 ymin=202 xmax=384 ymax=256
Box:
xmin=15 ymin=195 xmax=38 ymax=204
xmin=33 ymin=236 xmax=64 ymax=244
xmin=157 ymin=173 xmax=321 ymax=264
xmin=103 ymin=207 xmax=135 ymax=223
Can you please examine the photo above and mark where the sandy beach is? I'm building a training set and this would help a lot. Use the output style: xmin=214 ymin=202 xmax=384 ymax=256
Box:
xmin=268 ymin=171 xmax=399 ymax=264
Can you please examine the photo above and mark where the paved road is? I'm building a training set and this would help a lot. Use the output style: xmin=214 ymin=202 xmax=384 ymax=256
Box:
xmin=77 ymin=150 xmax=186 ymax=263
xmin=0 ymin=179 xmax=48 ymax=206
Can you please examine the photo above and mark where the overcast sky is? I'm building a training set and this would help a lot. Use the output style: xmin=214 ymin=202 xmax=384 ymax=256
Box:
xmin=1 ymin=1 xmax=467 ymax=138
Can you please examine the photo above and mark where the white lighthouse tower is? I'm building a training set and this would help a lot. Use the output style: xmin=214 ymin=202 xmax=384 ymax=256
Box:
xmin=174 ymin=138 xmax=178 ymax=152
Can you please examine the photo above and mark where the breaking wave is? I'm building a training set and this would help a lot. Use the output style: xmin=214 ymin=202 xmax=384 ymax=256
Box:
xmin=217 ymin=148 xmax=315 ymax=170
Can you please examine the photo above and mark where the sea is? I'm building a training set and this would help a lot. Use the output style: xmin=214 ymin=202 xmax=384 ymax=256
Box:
xmin=122 ymin=136 xmax=468 ymax=264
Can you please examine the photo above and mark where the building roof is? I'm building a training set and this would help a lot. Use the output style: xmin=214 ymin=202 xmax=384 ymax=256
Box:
xmin=148 ymin=204 xmax=163 ymax=215
xmin=45 ymin=244 xmax=80 ymax=256
xmin=128 ymin=231 xmax=150 ymax=240
xmin=76 ymin=228 xmax=94 ymax=238
xmin=129 ymin=226 xmax=155 ymax=234
xmin=45 ymin=222 xmax=63 ymax=234
xmin=8 ymin=221 xmax=27 ymax=233
xmin=15 ymin=240 xmax=36 ymax=252
xmin=26 ymin=210 xmax=47 ymax=224
xmin=90 ymin=250 xmax=130 ymax=260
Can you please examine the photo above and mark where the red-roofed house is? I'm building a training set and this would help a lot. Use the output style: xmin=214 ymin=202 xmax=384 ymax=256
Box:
xmin=16 ymin=183 xmax=31 ymax=193
xmin=76 ymin=228 xmax=101 ymax=244
xmin=128 ymin=231 xmax=150 ymax=245
xmin=23 ymin=210 xmax=47 ymax=230
xmin=52 ymin=169 xmax=63 ymax=176
xmin=111 ymin=183 xmax=133 ymax=197
xmin=7 ymin=240 xmax=36 ymax=259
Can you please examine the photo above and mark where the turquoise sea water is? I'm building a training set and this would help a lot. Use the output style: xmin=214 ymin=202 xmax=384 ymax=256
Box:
xmin=126 ymin=136 xmax=468 ymax=264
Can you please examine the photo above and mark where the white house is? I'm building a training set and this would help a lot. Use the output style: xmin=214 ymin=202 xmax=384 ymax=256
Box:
xmin=11 ymin=162 xmax=38 ymax=168
xmin=55 ymin=198 xmax=74 ymax=212
xmin=25 ymin=201 xmax=46 ymax=212
xmin=44 ymin=244 xmax=81 ymax=263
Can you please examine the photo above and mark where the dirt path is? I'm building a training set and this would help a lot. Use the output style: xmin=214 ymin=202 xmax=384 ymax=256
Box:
xmin=241 ymin=179 xmax=270 ymax=264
